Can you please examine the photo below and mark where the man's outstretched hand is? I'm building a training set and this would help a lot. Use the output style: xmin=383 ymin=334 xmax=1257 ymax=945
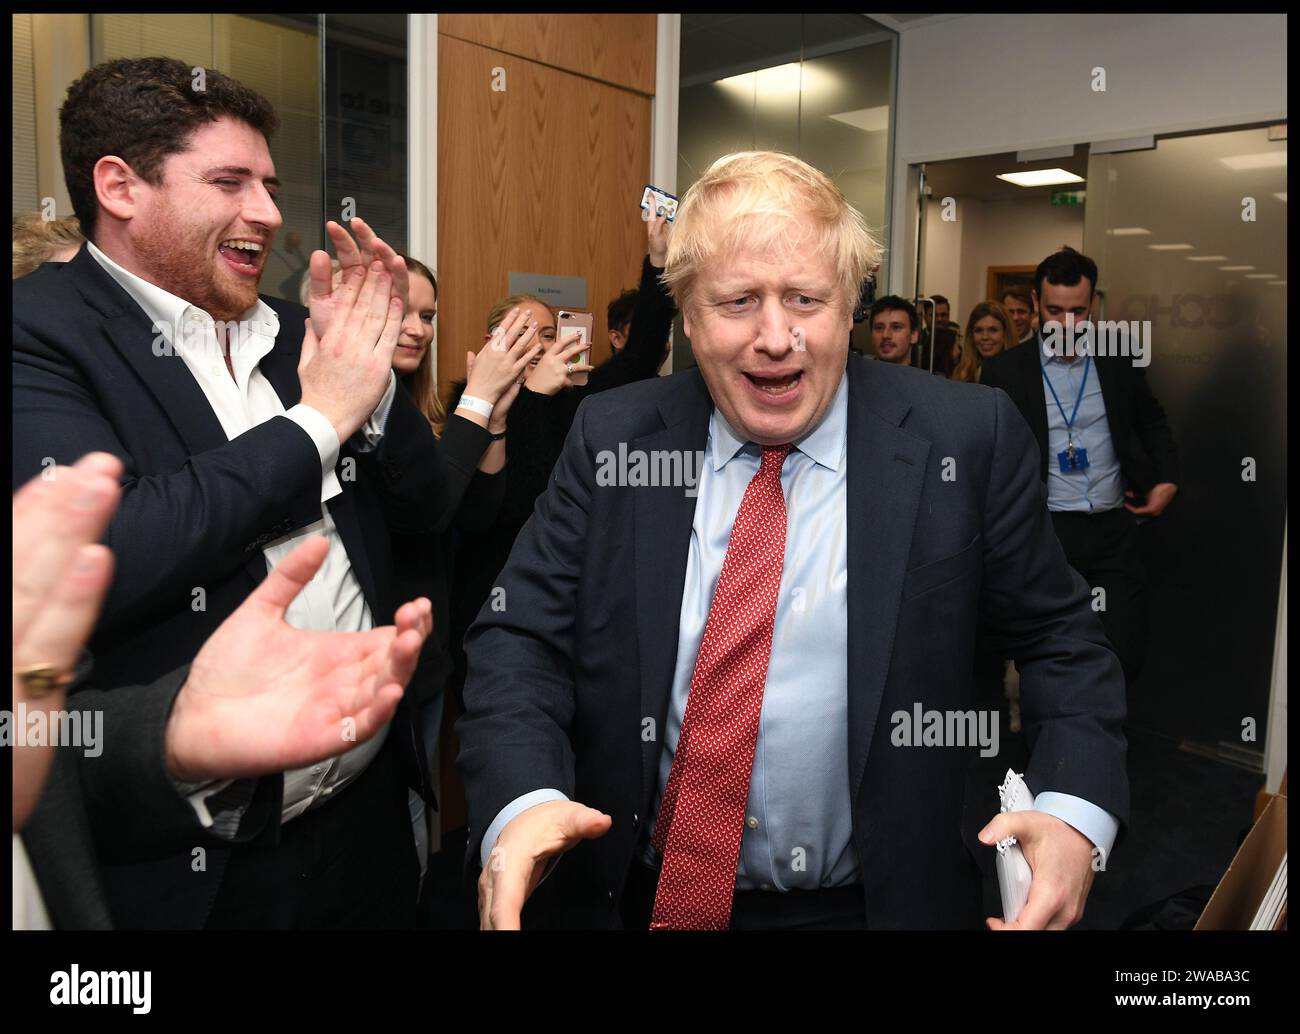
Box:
xmin=979 ymin=810 xmax=1097 ymax=930
xmin=163 ymin=536 xmax=432 ymax=783
xmin=478 ymin=800 xmax=612 ymax=930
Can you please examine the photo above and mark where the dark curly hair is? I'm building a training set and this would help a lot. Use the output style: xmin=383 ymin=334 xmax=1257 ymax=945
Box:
xmin=59 ymin=56 xmax=279 ymax=241
xmin=607 ymin=287 xmax=637 ymax=335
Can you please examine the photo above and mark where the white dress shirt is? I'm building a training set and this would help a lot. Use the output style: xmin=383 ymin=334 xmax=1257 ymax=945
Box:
xmin=12 ymin=836 xmax=51 ymax=930
xmin=87 ymin=242 xmax=398 ymax=822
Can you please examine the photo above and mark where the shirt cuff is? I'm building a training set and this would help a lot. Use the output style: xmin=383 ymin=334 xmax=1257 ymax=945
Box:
xmin=171 ymin=778 xmax=255 ymax=839
xmin=354 ymin=370 xmax=397 ymax=452
xmin=285 ymin=404 xmax=343 ymax=503
xmin=1033 ymin=791 xmax=1119 ymax=871
xmin=480 ymin=788 xmax=570 ymax=870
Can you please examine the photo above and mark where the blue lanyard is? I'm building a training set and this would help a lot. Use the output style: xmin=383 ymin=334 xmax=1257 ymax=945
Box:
xmin=1041 ymin=355 xmax=1091 ymax=442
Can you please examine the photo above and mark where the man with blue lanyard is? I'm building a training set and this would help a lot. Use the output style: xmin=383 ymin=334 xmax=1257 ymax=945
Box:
xmin=981 ymin=248 xmax=1181 ymax=690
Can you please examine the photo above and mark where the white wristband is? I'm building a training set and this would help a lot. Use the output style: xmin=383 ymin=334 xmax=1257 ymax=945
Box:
xmin=457 ymin=394 xmax=494 ymax=420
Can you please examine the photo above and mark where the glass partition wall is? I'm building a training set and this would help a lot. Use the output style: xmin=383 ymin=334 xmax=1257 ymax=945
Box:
xmin=7 ymin=14 xmax=411 ymax=304
xmin=675 ymin=13 xmax=898 ymax=368
xmin=1083 ymin=125 xmax=1287 ymax=756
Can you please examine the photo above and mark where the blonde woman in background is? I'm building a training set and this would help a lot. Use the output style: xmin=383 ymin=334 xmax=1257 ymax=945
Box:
xmin=13 ymin=214 xmax=84 ymax=278
xmin=951 ymin=300 xmax=1017 ymax=384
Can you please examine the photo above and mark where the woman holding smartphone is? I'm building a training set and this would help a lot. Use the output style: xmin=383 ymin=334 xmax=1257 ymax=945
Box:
xmin=384 ymin=255 xmax=541 ymax=914
xmin=442 ymin=213 xmax=677 ymax=775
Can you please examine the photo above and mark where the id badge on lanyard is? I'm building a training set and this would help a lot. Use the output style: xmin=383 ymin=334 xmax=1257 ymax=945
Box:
xmin=1043 ymin=357 xmax=1092 ymax=473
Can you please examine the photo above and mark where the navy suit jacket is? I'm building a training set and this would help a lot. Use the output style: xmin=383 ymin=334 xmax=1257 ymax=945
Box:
xmin=12 ymin=247 xmax=477 ymax=928
xmin=458 ymin=353 xmax=1129 ymax=929
xmin=980 ymin=337 xmax=1181 ymax=497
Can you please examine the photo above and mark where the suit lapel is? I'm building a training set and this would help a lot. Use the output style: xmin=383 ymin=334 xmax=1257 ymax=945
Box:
xmin=635 ymin=370 xmax=712 ymax=810
xmin=1021 ymin=339 xmax=1051 ymax=480
xmin=256 ymin=320 xmax=382 ymax=619
xmin=72 ymin=255 xmax=343 ymax=598
xmin=845 ymin=358 xmax=930 ymax=805
xmin=1092 ymin=353 xmax=1124 ymax=437
xmin=66 ymin=247 xmax=231 ymax=458
xmin=257 ymin=325 xmax=303 ymax=411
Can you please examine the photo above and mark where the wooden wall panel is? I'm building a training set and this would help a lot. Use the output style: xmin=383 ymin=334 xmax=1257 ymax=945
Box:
xmin=436 ymin=32 xmax=652 ymax=400
xmin=439 ymin=13 xmax=656 ymax=96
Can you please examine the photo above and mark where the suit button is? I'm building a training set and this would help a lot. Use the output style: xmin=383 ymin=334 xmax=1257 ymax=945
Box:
xmin=746 ymin=816 xmax=759 ymax=830
xmin=632 ymin=813 xmax=639 ymax=825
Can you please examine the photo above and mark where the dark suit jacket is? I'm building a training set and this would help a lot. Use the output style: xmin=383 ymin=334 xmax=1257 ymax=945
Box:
xmin=980 ymin=337 xmax=1181 ymax=499
xmin=448 ymin=255 xmax=679 ymax=709
xmin=20 ymin=664 xmax=283 ymax=930
xmin=457 ymin=353 xmax=1130 ymax=929
xmin=12 ymin=247 xmax=495 ymax=928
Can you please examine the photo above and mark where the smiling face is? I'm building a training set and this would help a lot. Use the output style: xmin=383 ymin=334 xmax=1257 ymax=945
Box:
xmin=126 ymin=117 xmax=282 ymax=323
xmin=1001 ymin=294 xmax=1033 ymax=340
xmin=972 ymin=314 xmax=1007 ymax=359
xmin=683 ymin=241 xmax=850 ymax=446
xmin=394 ymin=271 xmax=437 ymax=375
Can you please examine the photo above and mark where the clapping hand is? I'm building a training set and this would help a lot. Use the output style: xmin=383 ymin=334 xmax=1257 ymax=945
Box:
xmin=307 ymin=217 xmax=410 ymax=340
xmin=164 ymin=536 xmax=432 ymax=783
xmin=461 ymin=307 xmax=544 ymax=429
xmin=12 ymin=453 xmax=122 ymax=831
xmin=297 ymin=259 xmax=404 ymax=442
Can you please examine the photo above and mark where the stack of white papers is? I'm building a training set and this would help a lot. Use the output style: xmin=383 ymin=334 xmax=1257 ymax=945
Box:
xmin=1248 ymin=852 xmax=1287 ymax=930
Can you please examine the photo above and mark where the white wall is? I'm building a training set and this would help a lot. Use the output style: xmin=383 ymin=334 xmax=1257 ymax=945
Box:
xmin=920 ymin=196 xmax=961 ymax=313
xmin=966 ymin=198 xmax=1081 ymax=322
xmin=922 ymin=196 xmax=1083 ymax=325
xmin=887 ymin=13 xmax=1288 ymax=296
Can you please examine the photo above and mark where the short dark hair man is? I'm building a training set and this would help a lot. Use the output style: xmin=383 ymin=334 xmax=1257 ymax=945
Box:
xmin=931 ymin=294 xmax=950 ymax=328
xmin=1000 ymin=284 xmax=1035 ymax=345
xmin=981 ymin=247 xmax=1181 ymax=688
xmin=868 ymin=295 xmax=919 ymax=365
xmin=13 ymin=57 xmax=507 ymax=929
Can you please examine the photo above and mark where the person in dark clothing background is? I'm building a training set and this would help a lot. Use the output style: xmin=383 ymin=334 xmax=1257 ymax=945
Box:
xmin=607 ymin=286 xmax=638 ymax=355
xmin=446 ymin=214 xmax=676 ymax=684
xmin=414 ymin=213 xmax=674 ymax=926
xmin=383 ymin=255 xmax=542 ymax=896
xmin=981 ymin=247 xmax=1180 ymax=689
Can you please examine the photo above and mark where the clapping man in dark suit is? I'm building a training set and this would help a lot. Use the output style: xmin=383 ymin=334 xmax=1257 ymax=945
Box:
xmin=11 ymin=57 xmax=502 ymax=929
xmin=981 ymin=248 xmax=1180 ymax=687
xmin=459 ymin=151 xmax=1129 ymax=930
xmin=13 ymin=454 xmax=432 ymax=929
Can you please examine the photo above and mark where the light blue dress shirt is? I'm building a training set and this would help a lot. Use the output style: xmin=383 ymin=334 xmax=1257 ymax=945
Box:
xmin=642 ymin=373 xmax=855 ymax=891
xmin=1040 ymin=338 xmax=1124 ymax=514
xmin=483 ymin=370 xmax=1120 ymax=880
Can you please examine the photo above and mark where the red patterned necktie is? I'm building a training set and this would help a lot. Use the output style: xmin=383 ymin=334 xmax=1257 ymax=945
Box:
xmin=650 ymin=443 xmax=791 ymax=930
